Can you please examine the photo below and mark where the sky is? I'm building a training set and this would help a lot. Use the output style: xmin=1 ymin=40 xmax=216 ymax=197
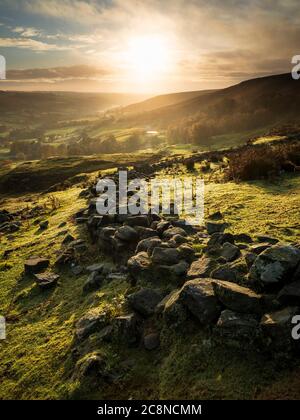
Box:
xmin=0 ymin=0 xmax=299 ymax=93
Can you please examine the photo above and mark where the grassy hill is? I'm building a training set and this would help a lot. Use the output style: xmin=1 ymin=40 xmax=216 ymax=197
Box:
xmin=122 ymin=73 xmax=300 ymax=138
xmin=122 ymin=90 xmax=214 ymax=115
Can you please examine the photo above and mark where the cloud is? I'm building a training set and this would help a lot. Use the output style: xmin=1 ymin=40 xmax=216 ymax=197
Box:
xmin=0 ymin=37 xmax=69 ymax=51
xmin=6 ymin=64 xmax=110 ymax=81
xmin=12 ymin=26 xmax=42 ymax=37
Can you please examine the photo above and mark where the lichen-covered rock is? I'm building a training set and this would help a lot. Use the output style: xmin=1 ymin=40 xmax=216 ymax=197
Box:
xmin=151 ymin=247 xmax=181 ymax=265
xmin=112 ymin=313 xmax=141 ymax=345
xmin=206 ymin=222 xmax=228 ymax=235
xmin=24 ymin=257 xmax=50 ymax=274
xmin=34 ymin=271 xmax=59 ymax=289
xmin=135 ymin=237 xmax=162 ymax=254
xmin=115 ymin=225 xmax=138 ymax=242
xmin=260 ymin=306 xmax=299 ymax=355
xmin=213 ymin=280 xmax=263 ymax=314
xmin=207 ymin=232 xmax=235 ymax=248
xmin=249 ymin=244 xmax=300 ymax=286
xmin=187 ymin=256 xmax=216 ymax=279
xmin=127 ymin=252 xmax=152 ymax=282
xmin=214 ymin=309 xmax=259 ymax=346
xmin=72 ymin=353 xmax=106 ymax=380
xmin=162 ymin=227 xmax=187 ymax=240
xmin=75 ymin=310 xmax=108 ymax=340
xmin=179 ymin=279 xmax=221 ymax=325
xmin=220 ymin=242 xmax=240 ymax=262
xmin=127 ymin=288 xmax=163 ymax=317
xmin=162 ymin=290 xmax=188 ymax=327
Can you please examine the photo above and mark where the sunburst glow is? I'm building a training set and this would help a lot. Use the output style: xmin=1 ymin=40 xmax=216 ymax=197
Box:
xmin=126 ymin=35 xmax=171 ymax=82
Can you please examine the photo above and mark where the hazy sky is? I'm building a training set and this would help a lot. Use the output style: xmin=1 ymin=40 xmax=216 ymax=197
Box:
xmin=0 ymin=0 xmax=299 ymax=93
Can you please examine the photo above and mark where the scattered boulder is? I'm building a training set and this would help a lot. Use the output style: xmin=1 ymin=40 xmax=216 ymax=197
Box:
xmin=220 ymin=242 xmax=241 ymax=262
xmin=249 ymin=244 xmax=300 ymax=286
xmin=260 ymin=306 xmax=299 ymax=354
xmin=211 ymin=265 xmax=237 ymax=282
xmin=127 ymin=288 xmax=163 ymax=317
xmin=127 ymin=252 xmax=152 ymax=282
xmin=256 ymin=235 xmax=279 ymax=245
xmin=187 ymin=256 xmax=216 ymax=279
xmin=213 ymin=280 xmax=263 ymax=314
xmin=233 ymin=233 xmax=253 ymax=244
xmin=153 ymin=260 xmax=189 ymax=285
xmin=207 ymin=232 xmax=235 ymax=248
xmin=245 ymin=252 xmax=257 ymax=269
xmin=113 ymin=313 xmax=141 ymax=345
xmin=179 ymin=279 xmax=221 ymax=325
xmin=73 ymin=353 xmax=106 ymax=380
xmin=34 ymin=271 xmax=59 ymax=289
xmin=162 ymin=227 xmax=187 ymax=240
xmin=168 ymin=234 xmax=188 ymax=247
xmin=24 ymin=257 xmax=50 ymax=274
xmin=135 ymin=237 xmax=161 ymax=254
xmin=250 ymin=243 xmax=271 ymax=255
xmin=76 ymin=310 xmax=108 ymax=340
xmin=206 ymin=222 xmax=228 ymax=235
xmin=152 ymin=247 xmax=180 ymax=266
xmin=115 ymin=226 xmax=138 ymax=242
xmin=215 ymin=309 xmax=259 ymax=345
xmin=83 ymin=271 xmax=103 ymax=293
xmin=156 ymin=220 xmax=171 ymax=235
xmin=162 ymin=290 xmax=188 ymax=327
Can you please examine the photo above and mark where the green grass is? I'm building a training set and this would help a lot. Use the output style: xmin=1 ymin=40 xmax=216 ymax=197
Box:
xmin=0 ymin=166 xmax=300 ymax=399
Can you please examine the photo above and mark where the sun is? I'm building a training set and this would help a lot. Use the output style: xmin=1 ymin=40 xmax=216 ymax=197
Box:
xmin=126 ymin=35 xmax=170 ymax=82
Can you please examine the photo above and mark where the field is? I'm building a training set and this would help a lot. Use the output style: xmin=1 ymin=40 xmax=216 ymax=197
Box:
xmin=0 ymin=156 xmax=300 ymax=398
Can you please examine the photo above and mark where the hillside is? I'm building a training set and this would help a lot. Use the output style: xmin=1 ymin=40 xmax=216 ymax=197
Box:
xmin=123 ymin=73 xmax=300 ymax=137
xmin=0 ymin=91 xmax=148 ymax=120
xmin=122 ymin=90 xmax=214 ymax=114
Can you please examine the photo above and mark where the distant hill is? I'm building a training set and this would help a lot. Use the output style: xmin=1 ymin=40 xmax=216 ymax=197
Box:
xmin=0 ymin=91 xmax=148 ymax=119
xmin=123 ymin=74 xmax=300 ymax=139
xmin=123 ymin=90 xmax=214 ymax=114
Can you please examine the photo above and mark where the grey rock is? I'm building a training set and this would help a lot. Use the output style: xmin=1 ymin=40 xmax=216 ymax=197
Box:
xmin=220 ymin=242 xmax=241 ymax=262
xmin=34 ymin=271 xmax=59 ymax=289
xmin=162 ymin=227 xmax=187 ymax=240
xmin=249 ymin=244 xmax=300 ymax=286
xmin=83 ymin=271 xmax=103 ymax=293
xmin=213 ymin=280 xmax=263 ymax=314
xmin=206 ymin=222 xmax=228 ymax=235
xmin=180 ymin=279 xmax=221 ymax=324
xmin=245 ymin=252 xmax=257 ymax=269
xmin=127 ymin=288 xmax=163 ymax=317
xmin=233 ymin=233 xmax=253 ymax=244
xmin=127 ymin=252 xmax=152 ymax=282
xmin=115 ymin=225 xmax=138 ymax=242
xmin=215 ymin=309 xmax=259 ymax=345
xmin=207 ymin=232 xmax=235 ymax=248
xmin=152 ymin=247 xmax=180 ymax=265
xmin=187 ymin=256 xmax=216 ymax=279
xmin=113 ymin=313 xmax=141 ymax=344
xmin=250 ymin=243 xmax=271 ymax=254
xmin=75 ymin=310 xmax=108 ymax=340
xmin=256 ymin=235 xmax=279 ymax=245
xmin=24 ymin=257 xmax=50 ymax=274
xmin=135 ymin=237 xmax=162 ymax=254
xmin=156 ymin=220 xmax=171 ymax=235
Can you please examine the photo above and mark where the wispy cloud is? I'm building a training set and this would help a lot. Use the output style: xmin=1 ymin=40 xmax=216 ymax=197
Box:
xmin=0 ymin=37 xmax=70 ymax=51
xmin=7 ymin=64 xmax=110 ymax=80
